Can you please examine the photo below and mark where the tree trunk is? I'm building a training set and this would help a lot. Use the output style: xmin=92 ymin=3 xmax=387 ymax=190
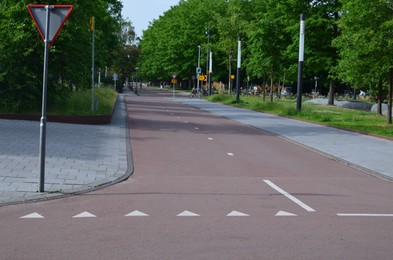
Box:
xmin=377 ymin=78 xmax=382 ymax=115
xmin=328 ymin=79 xmax=336 ymax=105
xmin=388 ymin=69 xmax=393 ymax=124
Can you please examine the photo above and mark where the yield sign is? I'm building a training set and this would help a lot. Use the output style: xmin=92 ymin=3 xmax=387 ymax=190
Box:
xmin=27 ymin=4 xmax=73 ymax=48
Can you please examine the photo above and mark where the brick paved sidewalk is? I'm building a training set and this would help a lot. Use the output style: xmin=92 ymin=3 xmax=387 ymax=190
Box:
xmin=0 ymin=93 xmax=132 ymax=206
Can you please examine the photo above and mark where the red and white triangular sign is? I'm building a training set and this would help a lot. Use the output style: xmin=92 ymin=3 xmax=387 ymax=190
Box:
xmin=27 ymin=4 xmax=73 ymax=48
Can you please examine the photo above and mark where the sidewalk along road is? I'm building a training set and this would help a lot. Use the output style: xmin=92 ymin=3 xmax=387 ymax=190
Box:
xmin=178 ymin=97 xmax=393 ymax=180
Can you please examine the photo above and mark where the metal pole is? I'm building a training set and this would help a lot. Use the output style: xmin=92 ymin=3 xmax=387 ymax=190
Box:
xmin=236 ymin=34 xmax=242 ymax=102
xmin=197 ymin=46 xmax=201 ymax=91
xmin=206 ymin=25 xmax=210 ymax=91
xmin=91 ymin=17 xmax=95 ymax=112
xmin=98 ymin=68 xmax=101 ymax=86
xmin=209 ymin=50 xmax=212 ymax=95
xmin=39 ymin=5 xmax=52 ymax=192
xmin=296 ymin=14 xmax=305 ymax=111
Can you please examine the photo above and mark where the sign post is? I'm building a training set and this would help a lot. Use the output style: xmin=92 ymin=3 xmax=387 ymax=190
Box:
xmin=197 ymin=45 xmax=201 ymax=91
xmin=27 ymin=4 xmax=73 ymax=192
xmin=113 ymin=73 xmax=118 ymax=89
xmin=90 ymin=17 xmax=95 ymax=112
xmin=172 ymin=75 xmax=177 ymax=99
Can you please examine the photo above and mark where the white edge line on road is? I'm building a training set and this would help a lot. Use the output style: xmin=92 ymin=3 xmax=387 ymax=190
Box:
xmin=263 ymin=180 xmax=316 ymax=212
xmin=337 ymin=213 xmax=393 ymax=217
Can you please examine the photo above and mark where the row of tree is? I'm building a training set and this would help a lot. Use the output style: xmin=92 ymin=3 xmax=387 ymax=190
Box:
xmin=0 ymin=0 xmax=138 ymax=112
xmin=138 ymin=0 xmax=393 ymax=121
xmin=2 ymin=0 xmax=393 ymax=121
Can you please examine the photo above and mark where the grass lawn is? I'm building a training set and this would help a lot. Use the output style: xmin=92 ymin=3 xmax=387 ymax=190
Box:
xmin=206 ymin=94 xmax=393 ymax=139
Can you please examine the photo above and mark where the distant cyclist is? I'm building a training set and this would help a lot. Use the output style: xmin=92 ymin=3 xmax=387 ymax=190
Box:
xmin=191 ymin=87 xmax=197 ymax=98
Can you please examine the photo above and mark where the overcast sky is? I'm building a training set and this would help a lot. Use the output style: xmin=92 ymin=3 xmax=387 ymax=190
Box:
xmin=121 ymin=0 xmax=180 ymax=37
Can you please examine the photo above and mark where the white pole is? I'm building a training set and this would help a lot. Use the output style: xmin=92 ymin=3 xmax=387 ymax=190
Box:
xmin=236 ymin=34 xmax=242 ymax=102
xmin=208 ymin=50 xmax=213 ymax=95
xmin=296 ymin=14 xmax=305 ymax=111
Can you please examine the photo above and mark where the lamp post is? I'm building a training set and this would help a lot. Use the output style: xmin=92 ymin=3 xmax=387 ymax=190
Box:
xmin=206 ymin=25 xmax=211 ymax=94
xmin=208 ymin=50 xmax=213 ymax=95
xmin=314 ymin=76 xmax=318 ymax=94
xmin=296 ymin=14 xmax=306 ymax=111
xmin=236 ymin=34 xmax=242 ymax=102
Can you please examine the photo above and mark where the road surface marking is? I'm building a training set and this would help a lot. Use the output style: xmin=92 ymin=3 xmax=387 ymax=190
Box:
xmin=73 ymin=211 xmax=96 ymax=218
xmin=208 ymin=137 xmax=214 ymax=140
xmin=177 ymin=210 xmax=200 ymax=217
xmin=125 ymin=210 xmax=149 ymax=217
xmin=263 ymin=180 xmax=316 ymax=212
xmin=194 ymin=127 xmax=199 ymax=130
xmin=227 ymin=153 xmax=234 ymax=156
xmin=275 ymin=211 xmax=297 ymax=217
xmin=20 ymin=212 xmax=44 ymax=219
xmin=227 ymin=211 xmax=250 ymax=217
xmin=337 ymin=213 xmax=393 ymax=217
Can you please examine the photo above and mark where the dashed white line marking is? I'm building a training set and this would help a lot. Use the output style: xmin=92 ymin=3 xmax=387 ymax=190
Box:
xmin=177 ymin=210 xmax=200 ymax=217
xmin=275 ymin=211 xmax=297 ymax=217
xmin=263 ymin=180 xmax=316 ymax=212
xmin=227 ymin=153 xmax=234 ymax=156
xmin=125 ymin=210 xmax=149 ymax=217
xmin=208 ymin=137 xmax=214 ymax=140
xmin=20 ymin=212 xmax=44 ymax=219
xmin=194 ymin=127 xmax=199 ymax=130
xmin=227 ymin=211 xmax=249 ymax=217
xmin=337 ymin=213 xmax=393 ymax=217
xmin=73 ymin=211 xmax=96 ymax=218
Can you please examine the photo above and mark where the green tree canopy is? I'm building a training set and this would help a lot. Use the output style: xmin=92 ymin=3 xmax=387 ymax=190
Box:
xmin=0 ymin=0 xmax=132 ymax=112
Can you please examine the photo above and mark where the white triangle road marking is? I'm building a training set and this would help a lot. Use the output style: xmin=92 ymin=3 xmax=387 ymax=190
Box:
xmin=125 ymin=210 xmax=149 ymax=217
xmin=275 ymin=211 xmax=297 ymax=217
xmin=20 ymin=212 xmax=44 ymax=219
xmin=72 ymin=211 xmax=96 ymax=218
xmin=227 ymin=211 xmax=250 ymax=217
xmin=177 ymin=210 xmax=200 ymax=217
